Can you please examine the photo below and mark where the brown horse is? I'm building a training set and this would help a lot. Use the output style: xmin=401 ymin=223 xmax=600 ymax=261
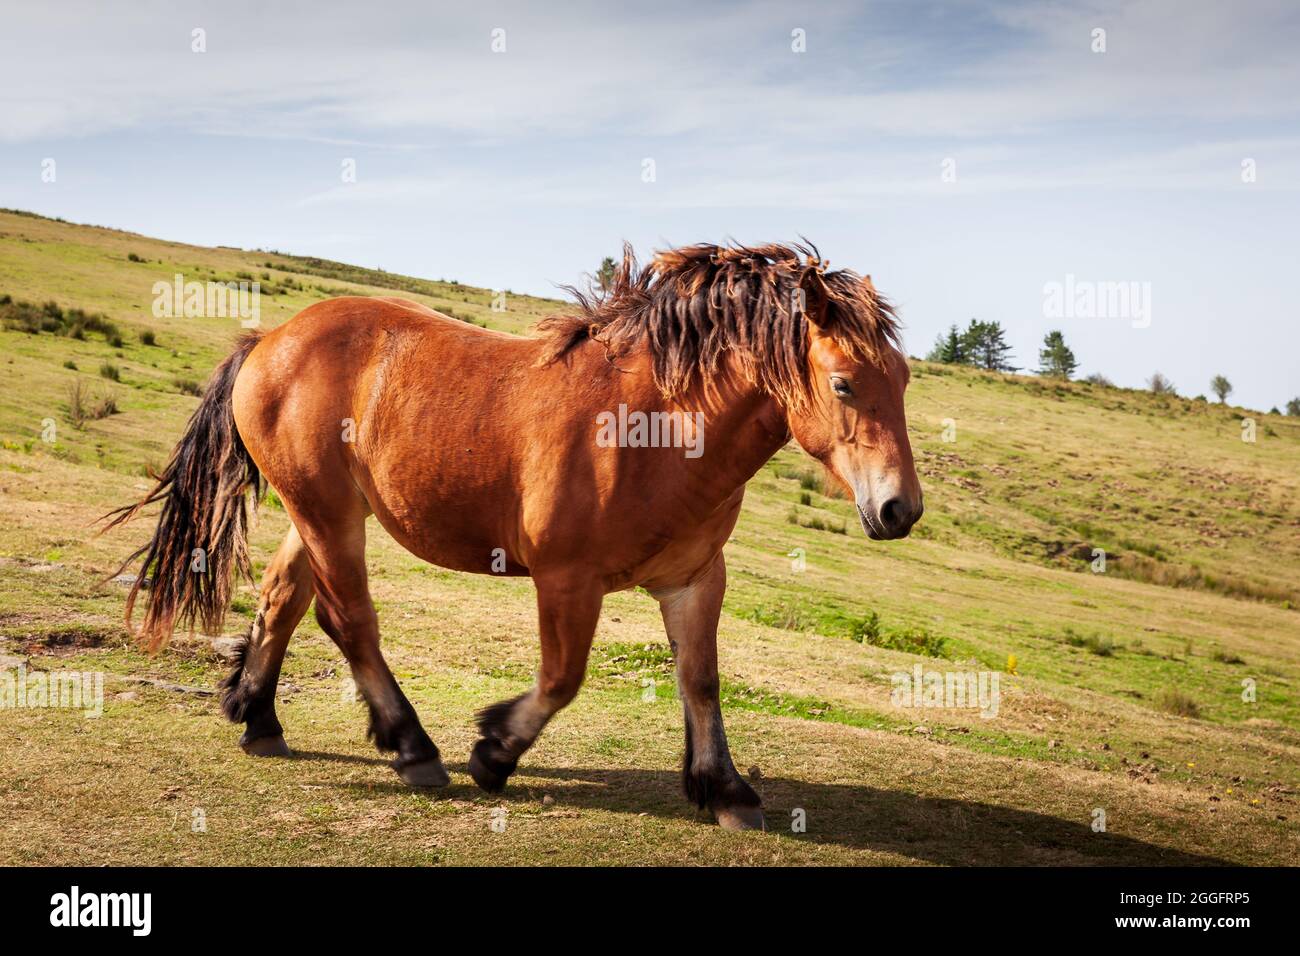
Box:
xmin=106 ymin=242 xmax=922 ymax=830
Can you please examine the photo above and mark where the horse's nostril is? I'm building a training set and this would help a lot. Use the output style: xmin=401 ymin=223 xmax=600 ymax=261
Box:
xmin=880 ymin=497 xmax=905 ymax=532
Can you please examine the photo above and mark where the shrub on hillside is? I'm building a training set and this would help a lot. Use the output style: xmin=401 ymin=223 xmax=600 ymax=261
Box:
xmin=1147 ymin=371 xmax=1177 ymax=395
xmin=0 ymin=292 xmax=121 ymax=343
xmin=1154 ymin=687 xmax=1200 ymax=719
xmin=91 ymin=393 xmax=119 ymax=418
xmin=67 ymin=380 xmax=119 ymax=427
xmin=848 ymin=611 xmax=882 ymax=644
xmin=1062 ymin=627 xmax=1116 ymax=656
xmin=67 ymin=380 xmax=88 ymax=427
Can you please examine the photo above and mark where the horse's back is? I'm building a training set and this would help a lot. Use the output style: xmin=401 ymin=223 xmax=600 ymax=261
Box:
xmin=239 ymin=295 xmax=530 ymax=394
xmin=269 ymin=294 xmax=515 ymax=348
xmin=231 ymin=295 xmax=546 ymax=570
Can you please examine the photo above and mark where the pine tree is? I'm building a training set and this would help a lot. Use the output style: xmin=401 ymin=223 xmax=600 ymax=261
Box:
xmin=961 ymin=319 xmax=1016 ymax=372
xmin=596 ymin=257 xmax=617 ymax=293
xmin=1037 ymin=330 xmax=1078 ymax=380
xmin=926 ymin=324 xmax=964 ymax=364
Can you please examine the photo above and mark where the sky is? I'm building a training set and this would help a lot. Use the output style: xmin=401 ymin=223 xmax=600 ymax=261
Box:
xmin=2 ymin=0 xmax=1297 ymax=410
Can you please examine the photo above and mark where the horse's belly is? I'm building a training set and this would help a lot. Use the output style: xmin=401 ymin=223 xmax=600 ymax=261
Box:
xmin=363 ymin=479 xmax=530 ymax=577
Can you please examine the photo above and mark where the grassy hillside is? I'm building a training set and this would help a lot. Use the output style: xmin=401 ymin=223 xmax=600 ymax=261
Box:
xmin=1 ymin=209 xmax=1297 ymax=865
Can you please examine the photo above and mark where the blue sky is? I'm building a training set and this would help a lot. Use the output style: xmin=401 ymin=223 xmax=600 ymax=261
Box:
xmin=2 ymin=0 xmax=1298 ymax=409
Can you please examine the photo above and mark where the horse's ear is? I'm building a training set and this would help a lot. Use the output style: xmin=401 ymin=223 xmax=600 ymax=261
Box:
xmin=798 ymin=268 xmax=833 ymax=332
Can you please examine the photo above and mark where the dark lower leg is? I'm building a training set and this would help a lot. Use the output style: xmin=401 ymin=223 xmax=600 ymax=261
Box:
xmin=219 ymin=610 xmax=287 ymax=746
xmin=314 ymin=597 xmax=445 ymax=777
xmin=358 ymin=665 xmax=442 ymax=772
xmin=287 ymin=506 xmax=448 ymax=787
xmin=656 ymin=555 xmax=764 ymax=829
xmin=467 ymin=693 xmax=529 ymax=793
xmin=219 ymin=526 xmax=313 ymax=753
xmin=680 ymin=689 xmax=762 ymax=816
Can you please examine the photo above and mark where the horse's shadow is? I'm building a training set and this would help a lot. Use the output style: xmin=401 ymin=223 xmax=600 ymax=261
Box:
xmin=300 ymin=752 xmax=1232 ymax=865
xmin=289 ymin=749 xmax=391 ymax=767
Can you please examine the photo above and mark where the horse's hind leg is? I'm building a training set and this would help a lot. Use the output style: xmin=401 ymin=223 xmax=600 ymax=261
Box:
xmin=297 ymin=506 xmax=449 ymax=787
xmin=220 ymin=523 xmax=314 ymax=756
xmin=469 ymin=573 xmax=603 ymax=792
xmin=653 ymin=554 xmax=764 ymax=831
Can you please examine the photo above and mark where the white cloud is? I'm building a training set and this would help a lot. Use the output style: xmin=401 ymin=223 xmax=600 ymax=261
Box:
xmin=3 ymin=0 xmax=1297 ymax=148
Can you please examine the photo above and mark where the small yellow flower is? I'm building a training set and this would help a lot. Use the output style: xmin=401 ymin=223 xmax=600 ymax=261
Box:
xmin=1187 ymin=762 xmax=1195 ymax=768
xmin=1226 ymin=788 xmax=1233 ymax=795
xmin=1006 ymin=653 xmax=1018 ymax=675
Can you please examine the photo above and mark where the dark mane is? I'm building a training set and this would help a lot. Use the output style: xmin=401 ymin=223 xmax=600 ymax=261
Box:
xmin=536 ymin=241 xmax=900 ymax=409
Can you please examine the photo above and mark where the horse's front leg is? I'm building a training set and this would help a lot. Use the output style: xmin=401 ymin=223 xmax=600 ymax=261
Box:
xmin=653 ymin=553 xmax=764 ymax=831
xmin=469 ymin=572 xmax=603 ymax=792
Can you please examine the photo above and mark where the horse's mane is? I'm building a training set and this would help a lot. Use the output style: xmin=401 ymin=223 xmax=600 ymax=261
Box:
xmin=536 ymin=241 xmax=900 ymax=409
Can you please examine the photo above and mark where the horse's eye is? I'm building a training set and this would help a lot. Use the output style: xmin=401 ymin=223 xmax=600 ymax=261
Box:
xmin=831 ymin=378 xmax=853 ymax=398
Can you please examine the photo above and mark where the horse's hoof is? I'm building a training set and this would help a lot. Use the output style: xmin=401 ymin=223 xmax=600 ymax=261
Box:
xmin=397 ymin=757 xmax=451 ymax=788
xmin=468 ymin=738 xmax=516 ymax=793
xmin=715 ymin=805 xmax=766 ymax=831
xmin=240 ymin=733 xmax=291 ymax=758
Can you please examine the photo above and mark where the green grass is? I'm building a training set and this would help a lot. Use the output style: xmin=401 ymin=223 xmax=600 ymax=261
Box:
xmin=1 ymin=208 xmax=1298 ymax=866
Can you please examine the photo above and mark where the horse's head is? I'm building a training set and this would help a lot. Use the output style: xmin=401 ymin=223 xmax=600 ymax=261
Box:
xmin=536 ymin=241 xmax=924 ymax=541
xmin=786 ymin=271 xmax=923 ymax=540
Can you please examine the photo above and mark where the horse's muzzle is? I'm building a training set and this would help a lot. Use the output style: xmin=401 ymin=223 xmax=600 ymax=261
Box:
xmin=858 ymin=497 xmax=923 ymax=540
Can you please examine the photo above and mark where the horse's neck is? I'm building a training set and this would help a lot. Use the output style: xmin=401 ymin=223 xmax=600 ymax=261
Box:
xmin=654 ymin=365 xmax=792 ymax=505
xmin=569 ymin=337 xmax=793 ymax=510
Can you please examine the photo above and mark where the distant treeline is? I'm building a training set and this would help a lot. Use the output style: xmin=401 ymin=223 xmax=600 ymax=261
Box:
xmin=926 ymin=317 xmax=1299 ymax=415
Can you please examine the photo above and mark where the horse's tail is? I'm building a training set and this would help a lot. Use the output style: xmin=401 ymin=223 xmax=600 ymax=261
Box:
xmin=102 ymin=331 xmax=266 ymax=653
